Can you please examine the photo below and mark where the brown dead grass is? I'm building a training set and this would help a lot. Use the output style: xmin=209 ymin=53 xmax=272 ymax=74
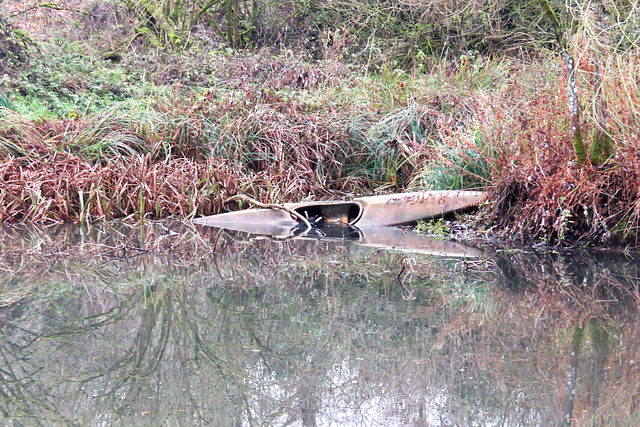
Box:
xmin=0 ymin=91 xmax=368 ymax=222
xmin=0 ymin=153 xmax=219 ymax=222
xmin=478 ymin=50 xmax=640 ymax=247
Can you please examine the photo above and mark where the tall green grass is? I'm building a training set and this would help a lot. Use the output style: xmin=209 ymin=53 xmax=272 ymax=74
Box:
xmin=410 ymin=133 xmax=495 ymax=191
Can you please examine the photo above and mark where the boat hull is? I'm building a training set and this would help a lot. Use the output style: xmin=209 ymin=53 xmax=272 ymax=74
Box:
xmin=192 ymin=190 xmax=485 ymax=229
xmin=355 ymin=190 xmax=484 ymax=227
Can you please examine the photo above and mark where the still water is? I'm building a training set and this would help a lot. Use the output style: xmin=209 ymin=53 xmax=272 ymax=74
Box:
xmin=0 ymin=222 xmax=639 ymax=426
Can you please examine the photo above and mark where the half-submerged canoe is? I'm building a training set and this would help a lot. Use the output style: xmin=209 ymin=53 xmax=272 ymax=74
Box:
xmin=192 ymin=190 xmax=485 ymax=230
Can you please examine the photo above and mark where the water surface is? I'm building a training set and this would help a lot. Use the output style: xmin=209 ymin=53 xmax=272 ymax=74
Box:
xmin=0 ymin=223 xmax=638 ymax=426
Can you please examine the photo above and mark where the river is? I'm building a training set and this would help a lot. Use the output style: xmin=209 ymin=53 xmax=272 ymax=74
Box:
xmin=0 ymin=222 xmax=638 ymax=426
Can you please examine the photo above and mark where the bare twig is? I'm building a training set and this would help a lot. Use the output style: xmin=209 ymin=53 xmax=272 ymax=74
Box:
xmin=224 ymin=194 xmax=312 ymax=233
xmin=10 ymin=3 xmax=83 ymax=18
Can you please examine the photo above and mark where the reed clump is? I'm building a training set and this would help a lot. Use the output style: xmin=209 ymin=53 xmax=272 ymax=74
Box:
xmin=0 ymin=61 xmax=488 ymax=223
xmin=482 ymin=48 xmax=640 ymax=247
xmin=0 ymin=92 xmax=363 ymax=222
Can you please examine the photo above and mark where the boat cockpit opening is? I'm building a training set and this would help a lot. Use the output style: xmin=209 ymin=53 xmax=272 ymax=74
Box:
xmin=293 ymin=202 xmax=362 ymax=225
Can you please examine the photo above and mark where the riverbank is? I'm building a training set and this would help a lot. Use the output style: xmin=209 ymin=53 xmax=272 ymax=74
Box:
xmin=1 ymin=1 xmax=639 ymax=248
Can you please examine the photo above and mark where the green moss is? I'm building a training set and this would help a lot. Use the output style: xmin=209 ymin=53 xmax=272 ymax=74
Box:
xmin=589 ymin=130 xmax=614 ymax=166
xmin=573 ymin=128 xmax=587 ymax=165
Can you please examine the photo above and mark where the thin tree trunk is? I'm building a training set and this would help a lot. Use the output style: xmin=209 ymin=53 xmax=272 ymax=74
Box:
xmin=226 ymin=0 xmax=241 ymax=48
xmin=538 ymin=0 xmax=586 ymax=165
xmin=589 ymin=1 xmax=614 ymax=165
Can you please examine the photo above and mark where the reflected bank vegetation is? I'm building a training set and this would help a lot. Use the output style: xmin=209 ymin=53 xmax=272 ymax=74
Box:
xmin=0 ymin=223 xmax=639 ymax=426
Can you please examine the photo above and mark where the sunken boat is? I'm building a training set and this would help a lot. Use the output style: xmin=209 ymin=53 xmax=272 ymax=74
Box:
xmin=192 ymin=190 xmax=485 ymax=232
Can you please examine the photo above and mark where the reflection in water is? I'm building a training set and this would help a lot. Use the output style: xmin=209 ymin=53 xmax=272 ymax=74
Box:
xmin=563 ymin=322 xmax=584 ymax=427
xmin=0 ymin=223 xmax=639 ymax=425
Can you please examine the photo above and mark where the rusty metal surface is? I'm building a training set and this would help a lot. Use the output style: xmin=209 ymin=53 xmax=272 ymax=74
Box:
xmin=354 ymin=190 xmax=485 ymax=226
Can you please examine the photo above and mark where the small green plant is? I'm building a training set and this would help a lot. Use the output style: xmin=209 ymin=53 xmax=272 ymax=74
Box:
xmin=558 ymin=208 xmax=573 ymax=242
xmin=0 ymin=93 xmax=15 ymax=111
xmin=416 ymin=218 xmax=449 ymax=238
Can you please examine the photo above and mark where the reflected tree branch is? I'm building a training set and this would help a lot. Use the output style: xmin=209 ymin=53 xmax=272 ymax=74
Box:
xmin=562 ymin=322 xmax=584 ymax=427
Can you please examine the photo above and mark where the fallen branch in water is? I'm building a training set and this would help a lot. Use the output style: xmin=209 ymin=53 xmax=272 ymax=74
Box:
xmin=224 ymin=194 xmax=312 ymax=233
